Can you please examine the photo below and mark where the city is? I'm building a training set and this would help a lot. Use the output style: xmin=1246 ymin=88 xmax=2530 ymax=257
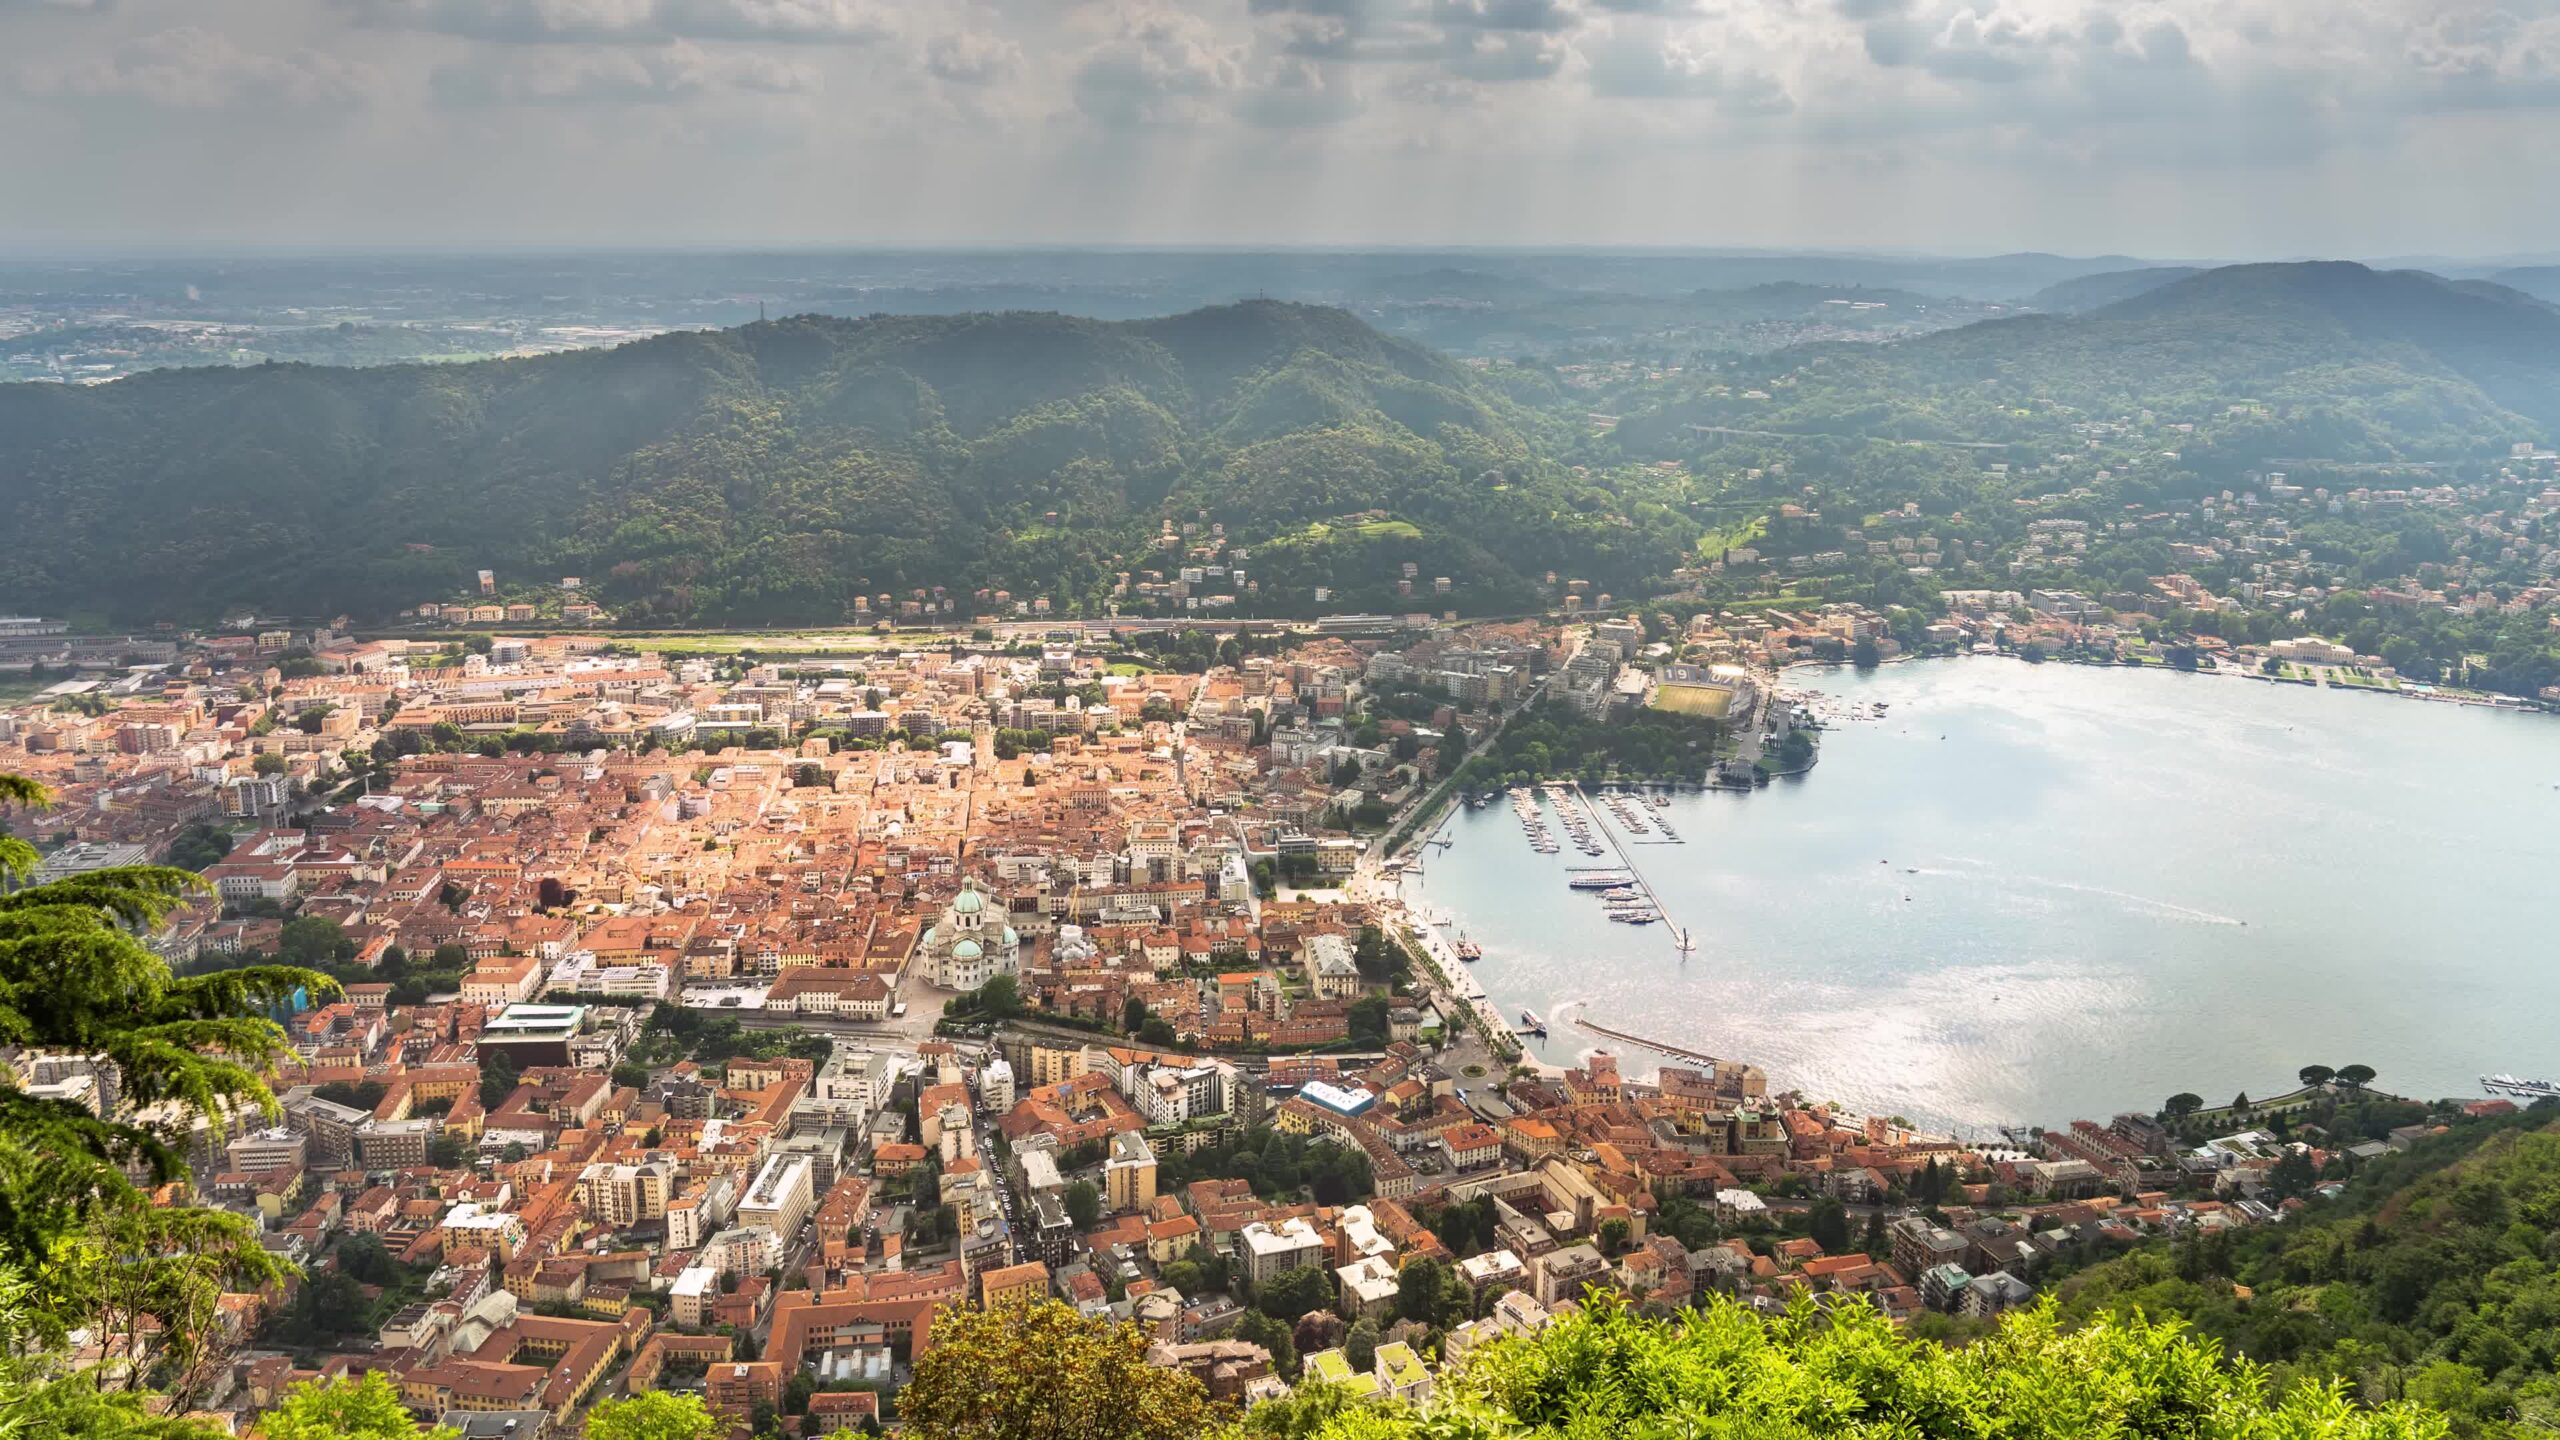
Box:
xmin=0 ymin=603 xmax=2521 ymax=1437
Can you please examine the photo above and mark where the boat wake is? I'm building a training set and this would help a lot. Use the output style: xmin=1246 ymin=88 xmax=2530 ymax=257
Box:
xmin=1922 ymin=857 xmax=2245 ymax=926
xmin=2010 ymin=873 xmax=2246 ymax=927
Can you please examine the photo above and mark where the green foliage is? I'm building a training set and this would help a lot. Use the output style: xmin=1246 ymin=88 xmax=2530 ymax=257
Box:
xmin=1257 ymin=1265 xmax=1337 ymax=1324
xmin=586 ymin=1391 xmax=726 ymax=1440
xmin=0 ymin=304 xmax=1697 ymax=625
xmin=1348 ymin=995 xmax=1392 ymax=1046
xmin=278 ymin=914 xmax=353 ymax=967
xmin=1393 ymin=1256 xmax=1453 ymax=1325
xmin=1343 ymin=1317 xmax=1379 ymax=1372
xmin=163 ymin=822 xmax=234 ymax=873
xmin=1261 ymin=1289 xmax=2450 ymax=1440
xmin=479 ymin=1047 xmax=520 ymax=1108
xmin=260 ymin=1373 xmax=457 ymax=1440
xmin=1157 ymin=1126 xmax=1372 ymax=1206
xmin=2061 ymin=1114 xmax=2560 ymax=1438
xmin=1238 ymin=1308 xmax=1300 ymax=1381
xmin=1454 ymin=700 xmax=1727 ymax=788
xmin=902 ymin=1298 xmax=1211 ymax=1440
xmin=0 ymin=772 xmax=335 ymax=1359
xmin=0 ymin=1266 xmax=235 ymax=1440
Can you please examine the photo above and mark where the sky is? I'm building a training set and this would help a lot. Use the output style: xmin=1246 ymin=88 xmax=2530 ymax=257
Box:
xmin=2 ymin=0 xmax=2557 ymax=258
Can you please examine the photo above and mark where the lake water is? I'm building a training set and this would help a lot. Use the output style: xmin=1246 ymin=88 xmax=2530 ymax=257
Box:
xmin=1408 ymin=660 xmax=2560 ymax=1132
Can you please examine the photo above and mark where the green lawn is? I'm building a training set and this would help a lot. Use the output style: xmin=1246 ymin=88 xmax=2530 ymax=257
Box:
xmin=1697 ymin=514 xmax=1768 ymax=555
xmin=1724 ymin=592 xmax=1824 ymax=612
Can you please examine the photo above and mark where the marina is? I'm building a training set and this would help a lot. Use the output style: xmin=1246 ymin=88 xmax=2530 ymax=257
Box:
xmin=1568 ymin=782 xmax=1691 ymax=953
xmin=1410 ymin=660 xmax=2560 ymax=1129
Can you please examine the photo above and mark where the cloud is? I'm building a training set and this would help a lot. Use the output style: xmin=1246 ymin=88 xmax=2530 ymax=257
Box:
xmin=1071 ymin=7 xmax=1241 ymax=127
xmin=1438 ymin=28 xmax=1569 ymax=80
xmin=20 ymin=26 xmax=372 ymax=108
xmin=431 ymin=39 xmax=807 ymax=103
xmin=1582 ymin=29 xmax=1791 ymax=111
xmin=1429 ymin=0 xmax=1580 ymax=31
xmin=1234 ymin=55 xmax=1364 ymax=124
xmin=340 ymin=0 xmax=893 ymax=45
xmin=2402 ymin=2 xmax=2560 ymax=112
xmin=925 ymin=30 xmax=1020 ymax=85
xmin=10 ymin=0 xmax=2560 ymax=254
xmin=1857 ymin=6 xmax=2065 ymax=85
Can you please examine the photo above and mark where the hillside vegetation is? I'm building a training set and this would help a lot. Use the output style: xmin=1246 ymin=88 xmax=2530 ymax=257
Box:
xmin=2060 ymin=1114 xmax=2560 ymax=1438
xmin=1615 ymin=263 xmax=2560 ymax=472
xmin=2026 ymin=265 xmax=2207 ymax=312
xmin=0 ymin=302 xmax=1693 ymax=625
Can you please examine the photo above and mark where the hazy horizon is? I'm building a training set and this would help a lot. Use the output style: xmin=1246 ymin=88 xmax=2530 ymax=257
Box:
xmin=0 ymin=243 xmax=2553 ymax=269
xmin=4 ymin=1 xmax=2556 ymax=257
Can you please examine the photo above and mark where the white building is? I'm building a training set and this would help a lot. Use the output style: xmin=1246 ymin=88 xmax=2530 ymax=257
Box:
xmin=671 ymin=1266 xmax=719 ymax=1327
xmin=1135 ymin=1061 xmax=1231 ymax=1127
xmin=1337 ymin=1255 xmax=1400 ymax=1320
xmin=917 ymin=883 xmax=1022 ymax=991
xmin=1239 ymin=1217 xmax=1324 ymax=1284
xmin=738 ymin=1154 xmax=816 ymax=1241
xmin=809 ymin=1045 xmax=893 ymax=1126
xmin=979 ymin=1055 xmax=1016 ymax=1113
xmin=545 ymin=952 xmax=674 ymax=1001
xmin=1302 ymin=933 xmax=1360 ymax=1001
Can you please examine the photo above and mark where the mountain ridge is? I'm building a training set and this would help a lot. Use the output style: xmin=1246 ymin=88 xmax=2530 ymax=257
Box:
xmin=0 ymin=301 xmax=1688 ymax=625
xmin=1611 ymin=259 xmax=2560 ymax=468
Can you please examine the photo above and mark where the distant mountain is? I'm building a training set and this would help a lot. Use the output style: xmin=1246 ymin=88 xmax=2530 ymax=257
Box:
xmin=1365 ymin=280 xmax=2006 ymax=359
xmin=0 ymin=303 xmax=1701 ymax=625
xmin=1613 ymin=261 xmax=2560 ymax=469
xmin=2488 ymin=266 xmax=2560 ymax=305
xmin=2026 ymin=266 xmax=2205 ymax=312
xmin=1365 ymin=268 xmax=1553 ymax=303
xmin=2084 ymin=262 xmax=2560 ymax=428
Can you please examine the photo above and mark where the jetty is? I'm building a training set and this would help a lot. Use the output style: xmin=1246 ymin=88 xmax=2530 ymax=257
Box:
xmin=1571 ymin=781 xmax=1690 ymax=952
xmin=1574 ymin=1016 xmax=1721 ymax=1066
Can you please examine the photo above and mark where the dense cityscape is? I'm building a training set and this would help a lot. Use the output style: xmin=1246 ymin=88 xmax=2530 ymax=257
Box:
xmin=3 ymin=587 xmax=2540 ymax=1437
xmin=11 ymin=0 xmax=2560 ymax=1426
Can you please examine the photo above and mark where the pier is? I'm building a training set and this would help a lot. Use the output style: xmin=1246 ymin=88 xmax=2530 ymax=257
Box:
xmin=1571 ymin=781 xmax=1694 ymax=954
xmin=1574 ymin=1016 xmax=1722 ymax=1066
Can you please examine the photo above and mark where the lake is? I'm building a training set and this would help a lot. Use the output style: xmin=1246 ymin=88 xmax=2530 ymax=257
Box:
xmin=1407 ymin=659 xmax=2560 ymax=1132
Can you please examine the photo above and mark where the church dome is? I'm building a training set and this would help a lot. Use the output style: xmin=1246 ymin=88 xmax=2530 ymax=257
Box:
xmin=952 ymin=939 xmax=984 ymax=961
xmin=952 ymin=888 xmax=986 ymax=916
xmin=1002 ymin=926 xmax=1019 ymax=948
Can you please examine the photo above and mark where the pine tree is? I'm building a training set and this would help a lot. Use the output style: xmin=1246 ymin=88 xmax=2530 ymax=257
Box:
xmin=0 ymin=771 xmax=337 ymax=1364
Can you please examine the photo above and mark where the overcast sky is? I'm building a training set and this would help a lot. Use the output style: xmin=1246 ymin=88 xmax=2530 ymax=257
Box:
xmin=3 ymin=0 xmax=2556 ymax=258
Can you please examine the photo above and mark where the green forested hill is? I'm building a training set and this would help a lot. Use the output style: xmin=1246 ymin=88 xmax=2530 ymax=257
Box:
xmin=2025 ymin=265 xmax=2204 ymax=312
xmin=0 ymin=302 xmax=1684 ymax=624
xmin=2060 ymin=1112 xmax=2560 ymax=1438
xmin=1613 ymin=262 xmax=2560 ymax=472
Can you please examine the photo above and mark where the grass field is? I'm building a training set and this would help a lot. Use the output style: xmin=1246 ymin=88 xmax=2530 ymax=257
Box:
xmin=1696 ymin=514 xmax=1768 ymax=556
xmin=1723 ymin=592 xmax=1824 ymax=613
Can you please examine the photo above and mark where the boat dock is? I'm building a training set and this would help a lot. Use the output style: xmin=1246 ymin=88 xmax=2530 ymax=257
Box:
xmin=1571 ymin=781 xmax=1693 ymax=952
